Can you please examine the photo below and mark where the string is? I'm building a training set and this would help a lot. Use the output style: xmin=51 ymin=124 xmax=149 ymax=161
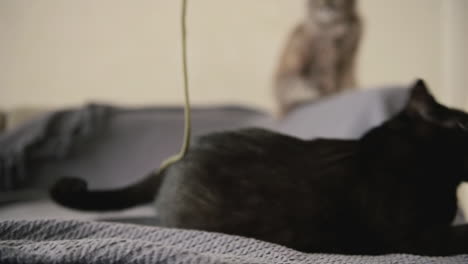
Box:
xmin=159 ymin=0 xmax=191 ymax=170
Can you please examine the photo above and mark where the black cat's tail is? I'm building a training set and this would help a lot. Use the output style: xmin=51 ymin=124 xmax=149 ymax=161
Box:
xmin=49 ymin=170 xmax=165 ymax=211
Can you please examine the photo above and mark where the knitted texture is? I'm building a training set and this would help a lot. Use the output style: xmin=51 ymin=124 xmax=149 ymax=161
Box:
xmin=0 ymin=219 xmax=467 ymax=264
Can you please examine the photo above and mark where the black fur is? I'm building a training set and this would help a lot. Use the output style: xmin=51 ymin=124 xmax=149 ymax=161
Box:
xmin=51 ymin=80 xmax=468 ymax=255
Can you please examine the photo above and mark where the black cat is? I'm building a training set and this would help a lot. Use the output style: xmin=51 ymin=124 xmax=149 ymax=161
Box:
xmin=51 ymin=80 xmax=468 ymax=256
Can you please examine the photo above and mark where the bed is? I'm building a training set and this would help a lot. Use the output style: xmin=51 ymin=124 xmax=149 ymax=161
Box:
xmin=1 ymin=85 xmax=467 ymax=263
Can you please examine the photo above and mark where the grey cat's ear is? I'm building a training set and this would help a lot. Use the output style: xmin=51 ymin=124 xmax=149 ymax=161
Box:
xmin=405 ymin=79 xmax=437 ymax=117
xmin=347 ymin=0 xmax=356 ymax=7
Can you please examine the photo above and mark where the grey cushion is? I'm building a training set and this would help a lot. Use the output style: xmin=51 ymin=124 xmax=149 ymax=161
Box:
xmin=0 ymin=85 xmax=415 ymax=220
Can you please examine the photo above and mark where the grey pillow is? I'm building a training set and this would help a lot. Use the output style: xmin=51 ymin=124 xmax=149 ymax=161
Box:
xmin=0 ymin=86 xmax=408 ymax=196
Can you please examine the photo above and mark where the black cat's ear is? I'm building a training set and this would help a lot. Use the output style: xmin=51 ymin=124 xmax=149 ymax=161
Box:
xmin=405 ymin=79 xmax=437 ymax=118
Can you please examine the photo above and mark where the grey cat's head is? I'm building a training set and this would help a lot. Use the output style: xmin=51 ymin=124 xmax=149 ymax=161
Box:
xmin=307 ymin=0 xmax=357 ymax=23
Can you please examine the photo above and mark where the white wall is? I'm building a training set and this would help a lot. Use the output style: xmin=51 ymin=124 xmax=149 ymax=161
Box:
xmin=442 ymin=0 xmax=468 ymax=109
xmin=359 ymin=0 xmax=443 ymax=97
xmin=0 ymin=0 xmax=465 ymax=111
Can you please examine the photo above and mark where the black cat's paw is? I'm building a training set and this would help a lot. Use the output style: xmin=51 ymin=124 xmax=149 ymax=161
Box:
xmin=50 ymin=177 xmax=88 ymax=202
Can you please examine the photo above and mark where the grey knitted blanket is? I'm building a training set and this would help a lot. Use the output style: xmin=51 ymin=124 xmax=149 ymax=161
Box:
xmin=1 ymin=220 xmax=467 ymax=264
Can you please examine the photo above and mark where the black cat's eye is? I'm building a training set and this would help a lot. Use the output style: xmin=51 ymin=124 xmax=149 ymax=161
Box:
xmin=456 ymin=121 xmax=468 ymax=131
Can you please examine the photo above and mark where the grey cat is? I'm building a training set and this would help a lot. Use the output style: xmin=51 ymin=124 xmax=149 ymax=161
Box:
xmin=52 ymin=80 xmax=468 ymax=256
xmin=274 ymin=0 xmax=362 ymax=116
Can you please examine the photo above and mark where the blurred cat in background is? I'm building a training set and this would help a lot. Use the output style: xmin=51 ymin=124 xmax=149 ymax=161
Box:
xmin=274 ymin=0 xmax=362 ymax=116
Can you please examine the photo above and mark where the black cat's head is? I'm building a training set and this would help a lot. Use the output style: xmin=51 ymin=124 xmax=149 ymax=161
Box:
xmin=403 ymin=79 xmax=468 ymax=133
xmin=389 ymin=79 xmax=468 ymax=180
